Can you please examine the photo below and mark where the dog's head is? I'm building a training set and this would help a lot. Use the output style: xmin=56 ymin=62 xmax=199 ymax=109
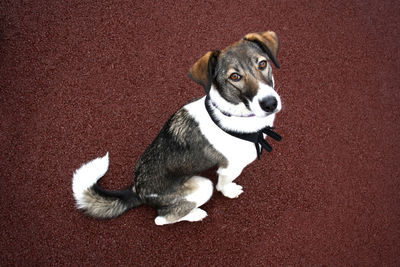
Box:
xmin=188 ymin=31 xmax=281 ymax=118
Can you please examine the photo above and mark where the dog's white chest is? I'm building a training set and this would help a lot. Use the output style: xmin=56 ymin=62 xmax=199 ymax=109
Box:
xmin=185 ymin=97 xmax=258 ymax=165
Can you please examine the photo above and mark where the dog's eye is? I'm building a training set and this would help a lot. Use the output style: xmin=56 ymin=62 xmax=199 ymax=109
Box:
xmin=229 ymin=73 xmax=242 ymax=81
xmin=258 ymin=60 xmax=267 ymax=70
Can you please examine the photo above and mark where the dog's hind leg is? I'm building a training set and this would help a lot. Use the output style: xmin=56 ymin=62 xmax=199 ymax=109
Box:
xmin=154 ymin=176 xmax=213 ymax=225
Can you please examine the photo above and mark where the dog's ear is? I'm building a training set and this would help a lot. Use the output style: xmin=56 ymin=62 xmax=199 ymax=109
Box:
xmin=188 ymin=50 xmax=220 ymax=93
xmin=244 ymin=31 xmax=280 ymax=69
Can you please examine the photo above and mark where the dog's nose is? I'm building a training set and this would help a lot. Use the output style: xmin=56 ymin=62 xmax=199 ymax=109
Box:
xmin=259 ymin=96 xmax=278 ymax=112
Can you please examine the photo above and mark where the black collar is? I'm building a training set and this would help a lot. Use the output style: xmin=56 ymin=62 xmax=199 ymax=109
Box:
xmin=205 ymin=95 xmax=282 ymax=160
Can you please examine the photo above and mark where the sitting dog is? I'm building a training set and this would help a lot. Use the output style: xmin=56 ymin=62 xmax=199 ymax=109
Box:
xmin=72 ymin=31 xmax=282 ymax=225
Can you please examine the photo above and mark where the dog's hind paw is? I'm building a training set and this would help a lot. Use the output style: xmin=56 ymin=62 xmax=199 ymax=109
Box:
xmin=154 ymin=216 xmax=168 ymax=226
xmin=154 ymin=209 xmax=208 ymax=225
xmin=219 ymin=183 xmax=243 ymax=198
xmin=180 ymin=208 xmax=208 ymax=222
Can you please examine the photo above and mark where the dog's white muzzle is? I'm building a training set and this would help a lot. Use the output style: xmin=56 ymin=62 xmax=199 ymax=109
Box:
xmin=249 ymin=83 xmax=282 ymax=117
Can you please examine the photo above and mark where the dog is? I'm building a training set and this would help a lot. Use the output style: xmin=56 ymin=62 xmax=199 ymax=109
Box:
xmin=72 ymin=31 xmax=282 ymax=225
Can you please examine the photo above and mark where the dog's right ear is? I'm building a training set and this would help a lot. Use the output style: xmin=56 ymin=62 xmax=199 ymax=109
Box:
xmin=188 ymin=50 xmax=220 ymax=93
xmin=244 ymin=31 xmax=280 ymax=69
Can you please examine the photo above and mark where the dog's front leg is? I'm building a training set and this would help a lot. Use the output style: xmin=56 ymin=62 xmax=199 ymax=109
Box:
xmin=216 ymin=165 xmax=247 ymax=198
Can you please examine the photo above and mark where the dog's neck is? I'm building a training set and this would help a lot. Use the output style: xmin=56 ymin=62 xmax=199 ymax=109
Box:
xmin=206 ymin=87 xmax=276 ymax=133
xmin=208 ymin=98 xmax=256 ymax=118
xmin=207 ymin=87 xmax=255 ymax=119
xmin=204 ymin=94 xmax=282 ymax=160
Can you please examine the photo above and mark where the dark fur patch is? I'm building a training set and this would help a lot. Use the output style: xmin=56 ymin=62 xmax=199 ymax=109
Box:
xmin=134 ymin=107 xmax=226 ymax=208
xmin=83 ymin=188 xmax=129 ymax=219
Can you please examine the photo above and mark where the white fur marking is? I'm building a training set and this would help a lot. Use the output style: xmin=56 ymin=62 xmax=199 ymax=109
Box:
xmin=209 ymin=87 xmax=253 ymax=116
xmin=207 ymin=86 xmax=277 ymax=133
xmin=248 ymin=82 xmax=282 ymax=117
xmin=154 ymin=216 xmax=168 ymax=226
xmin=185 ymin=176 xmax=213 ymax=207
xmin=185 ymin=95 xmax=278 ymax=199
xmin=177 ymin=208 xmax=208 ymax=223
xmin=185 ymin=98 xmax=262 ymax=198
xmin=154 ymin=208 xmax=208 ymax=226
xmin=218 ymin=182 xmax=243 ymax=198
xmin=185 ymin=97 xmax=259 ymax=164
xmin=72 ymin=153 xmax=109 ymax=209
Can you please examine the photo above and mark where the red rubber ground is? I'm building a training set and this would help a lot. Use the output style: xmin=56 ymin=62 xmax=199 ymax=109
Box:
xmin=1 ymin=1 xmax=399 ymax=265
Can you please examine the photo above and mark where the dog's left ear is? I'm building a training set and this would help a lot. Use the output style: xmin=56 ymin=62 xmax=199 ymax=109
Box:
xmin=244 ymin=31 xmax=280 ymax=69
xmin=188 ymin=50 xmax=220 ymax=93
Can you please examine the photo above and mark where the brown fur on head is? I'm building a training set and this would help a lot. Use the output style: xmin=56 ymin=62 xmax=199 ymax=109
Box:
xmin=188 ymin=31 xmax=280 ymax=93
xmin=187 ymin=50 xmax=220 ymax=92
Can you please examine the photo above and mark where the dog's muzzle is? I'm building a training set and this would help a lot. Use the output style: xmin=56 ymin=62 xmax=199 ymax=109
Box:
xmin=249 ymin=82 xmax=281 ymax=116
xmin=259 ymin=96 xmax=278 ymax=113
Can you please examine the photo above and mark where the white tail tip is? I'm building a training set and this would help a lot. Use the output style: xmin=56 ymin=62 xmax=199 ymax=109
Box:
xmin=72 ymin=152 xmax=110 ymax=208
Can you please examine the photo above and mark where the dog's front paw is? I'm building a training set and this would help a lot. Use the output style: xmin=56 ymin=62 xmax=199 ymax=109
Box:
xmin=219 ymin=183 xmax=243 ymax=198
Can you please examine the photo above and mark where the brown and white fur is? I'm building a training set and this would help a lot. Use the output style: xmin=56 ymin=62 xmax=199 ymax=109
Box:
xmin=72 ymin=31 xmax=282 ymax=225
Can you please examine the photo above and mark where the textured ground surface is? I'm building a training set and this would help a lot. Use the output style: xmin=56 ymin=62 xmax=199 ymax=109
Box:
xmin=1 ymin=0 xmax=399 ymax=265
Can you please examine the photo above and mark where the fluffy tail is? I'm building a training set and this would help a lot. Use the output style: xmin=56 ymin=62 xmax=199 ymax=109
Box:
xmin=72 ymin=153 xmax=143 ymax=219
